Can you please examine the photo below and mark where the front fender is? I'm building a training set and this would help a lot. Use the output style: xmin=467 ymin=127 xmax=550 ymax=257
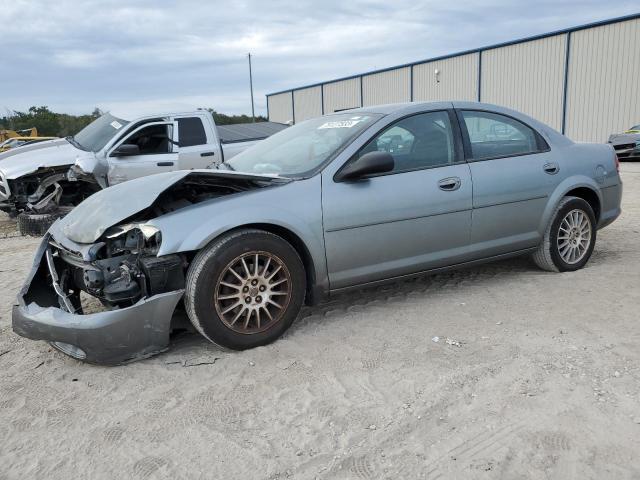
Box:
xmin=538 ymin=175 xmax=602 ymax=234
xmin=149 ymin=176 xmax=329 ymax=295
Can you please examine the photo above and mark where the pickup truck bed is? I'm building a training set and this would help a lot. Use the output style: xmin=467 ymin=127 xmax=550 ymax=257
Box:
xmin=218 ymin=122 xmax=288 ymax=143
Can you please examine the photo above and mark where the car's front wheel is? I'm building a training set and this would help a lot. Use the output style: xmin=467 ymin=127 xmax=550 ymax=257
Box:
xmin=532 ymin=196 xmax=597 ymax=272
xmin=184 ymin=229 xmax=306 ymax=350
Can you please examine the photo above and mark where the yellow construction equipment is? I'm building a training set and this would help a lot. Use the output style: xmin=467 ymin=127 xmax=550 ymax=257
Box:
xmin=0 ymin=127 xmax=40 ymax=142
xmin=0 ymin=131 xmax=57 ymax=153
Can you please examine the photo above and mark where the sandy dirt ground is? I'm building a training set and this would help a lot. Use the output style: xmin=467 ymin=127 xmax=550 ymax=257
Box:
xmin=0 ymin=164 xmax=639 ymax=480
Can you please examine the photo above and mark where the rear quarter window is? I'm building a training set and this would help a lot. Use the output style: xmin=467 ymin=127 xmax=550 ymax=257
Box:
xmin=178 ymin=117 xmax=207 ymax=147
xmin=461 ymin=110 xmax=548 ymax=160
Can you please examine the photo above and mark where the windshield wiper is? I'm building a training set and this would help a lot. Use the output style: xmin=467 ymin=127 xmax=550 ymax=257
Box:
xmin=217 ymin=161 xmax=235 ymax=171
xmin=65 ymin=136 xmax=86 ymax=151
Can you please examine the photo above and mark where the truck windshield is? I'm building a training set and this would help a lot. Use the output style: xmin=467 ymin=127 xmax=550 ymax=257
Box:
xmin=72 ymin=113 xmax=130 ymax=152
xmin=227 ymin=113 xmax=382 ymax=177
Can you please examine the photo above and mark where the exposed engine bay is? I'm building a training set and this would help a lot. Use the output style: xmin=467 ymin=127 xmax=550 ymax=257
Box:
xmin=5 ymin=166 xmax=100 ymax=215
xmin=23 ymin=172 xmax=285 ymax=312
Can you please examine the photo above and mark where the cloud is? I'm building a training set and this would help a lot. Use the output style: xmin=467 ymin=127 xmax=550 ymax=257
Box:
xmin=1 ymin=0 xmax=638 ymax=116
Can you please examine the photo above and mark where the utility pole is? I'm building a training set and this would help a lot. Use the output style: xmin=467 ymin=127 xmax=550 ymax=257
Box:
xmin=248 ymin=53 xmax=255 ymax=122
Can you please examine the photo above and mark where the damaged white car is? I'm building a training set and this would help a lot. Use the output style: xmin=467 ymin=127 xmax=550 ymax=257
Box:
xmin=0 ymin=110 xmax=286 ymax=234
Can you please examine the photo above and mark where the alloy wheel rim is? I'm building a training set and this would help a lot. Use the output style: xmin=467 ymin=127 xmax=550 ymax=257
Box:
xmin=214 ymin=251 xmax=292 ymax=334
xmin=557 ymin=209 xmax=592 ymax=264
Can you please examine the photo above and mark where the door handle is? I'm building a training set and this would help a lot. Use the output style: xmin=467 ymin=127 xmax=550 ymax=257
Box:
xmin=543 ymin=163 xmax=559 ymax=175
xmin=200 ymin=151 xmax=216 ymax=157
xmin=438 ymin=177 xmax=461 ymax=191
xmin=157 ymin=161 xmax=174 ymax=167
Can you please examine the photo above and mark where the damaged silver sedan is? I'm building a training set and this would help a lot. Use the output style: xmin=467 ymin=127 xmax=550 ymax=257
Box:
xmin=12 ymin=102 xmax=622 ymax=364
xmin=13 ymin=169 xmax=300 ymax=364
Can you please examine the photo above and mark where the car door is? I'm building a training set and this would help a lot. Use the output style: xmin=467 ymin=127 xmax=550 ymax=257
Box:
xmin=321 ymin=110 xmax=473 ymax=290
xmin=457 ymin=109 xmax=562 ymax=257
xmin=175 ymin=116 xmax=219 ymax=169
xmin=107 ymin=121 xmax=178 ymax=185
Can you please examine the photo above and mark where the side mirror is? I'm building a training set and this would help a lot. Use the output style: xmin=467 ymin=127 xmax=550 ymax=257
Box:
xmin=111 ymin=144 xmax=140 ymax=157
xmin=336 ymin=151 xmax=394 ymax=181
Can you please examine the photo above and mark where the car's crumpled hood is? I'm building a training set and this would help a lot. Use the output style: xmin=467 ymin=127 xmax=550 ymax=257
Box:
xmin=0 ymin=139 xmax=90 ymax=179
xmin=59 ymin=169 xmax=284 ymax=244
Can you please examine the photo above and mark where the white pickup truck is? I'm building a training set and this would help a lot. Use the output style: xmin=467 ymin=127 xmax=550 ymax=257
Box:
xmin=0 ymin=110 xmax=286 ymax=222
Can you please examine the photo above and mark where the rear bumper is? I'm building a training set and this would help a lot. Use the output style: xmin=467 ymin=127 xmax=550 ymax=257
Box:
xmin=11 ymin=236 xmax=184 ymax=365
xmin=597 ymin=182 xmax=623 ymax=230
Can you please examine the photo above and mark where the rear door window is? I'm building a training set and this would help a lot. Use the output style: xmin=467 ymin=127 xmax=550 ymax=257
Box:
xmin=178 ymin=117 xmax=207 ymax=147
xmin=460 ymin=110 xmax=547 ymax=160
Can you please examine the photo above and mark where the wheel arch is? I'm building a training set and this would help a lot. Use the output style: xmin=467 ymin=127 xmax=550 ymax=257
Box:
xmin=231 ymin=223 xmax=322 ymax=306
xmin=540 ymin=176 xmax=603 ymax=234
xmin=564 ymin=186 xmax=601 ymax=222
xmin=179 ymin=222 xmax=326 ymax=306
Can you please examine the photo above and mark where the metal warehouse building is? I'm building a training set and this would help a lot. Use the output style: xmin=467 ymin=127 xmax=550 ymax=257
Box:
xmin=266 ymin=14 xmax=640 ymax=143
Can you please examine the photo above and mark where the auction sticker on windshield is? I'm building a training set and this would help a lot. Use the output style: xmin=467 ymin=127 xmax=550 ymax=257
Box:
xmin=110 ymin=121 xmax=123 ymax=129
xmin=318 ymin=120 xmax=362 ymax=129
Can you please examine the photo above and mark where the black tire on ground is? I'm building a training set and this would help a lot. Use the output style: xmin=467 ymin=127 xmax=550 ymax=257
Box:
xmin=18 ymin=212 xmax=58 ymax=236
xmin=17 ymin=207 xmax=74 ymax=237
xmin=184 ymin=229 xmax=306 ymax=350
xmin=532 ymin=196 xmax=597 ymax=272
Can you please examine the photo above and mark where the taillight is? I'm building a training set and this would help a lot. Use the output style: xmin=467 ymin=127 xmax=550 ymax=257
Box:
xmin=614 ymin=153 xmax=620 ymax=173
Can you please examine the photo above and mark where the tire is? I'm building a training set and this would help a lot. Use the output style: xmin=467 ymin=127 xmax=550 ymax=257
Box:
xmin=184 ymin=229 xmax=306 ymax=350
xmin=532 ymin=196 xmax=596 ymax=272
xmin=17 ymin=207 xmax=74 ymax=237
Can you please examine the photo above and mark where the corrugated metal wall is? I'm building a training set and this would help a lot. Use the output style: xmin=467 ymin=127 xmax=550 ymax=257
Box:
xmin=565 ymin=17 xmax=640 ymax=142
xmin=481 ymin=35 xmax=566 ymax=131
xmin=267 ymin=15 xmax=639 ymax=142
xmin=323 ymin=78 xmax=362 ymax=114
xmin=293 ymin=86 xmax=323 ymax=122
xmin=413 ymin=53 xmax=479 ymax=102
xmin=267 ymin=92 xmax=293 ymax=124
xmin=362 ymin=67 xmax=410 ymax=106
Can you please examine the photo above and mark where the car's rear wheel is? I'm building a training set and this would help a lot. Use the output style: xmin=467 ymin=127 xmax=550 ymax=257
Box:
xmin=184 ymin=229 xmax=306 ymax=350
xmin=532 ymin=196 xmax=596 ymax=272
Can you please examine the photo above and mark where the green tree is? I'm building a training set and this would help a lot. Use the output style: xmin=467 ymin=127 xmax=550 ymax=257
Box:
xmin=1 ymin=106 xmax=268 ymax=138
xmin=207 ymin=109 xmax=268 ymax=125
xmin=0 ymin=106 xmax=102 ymax=137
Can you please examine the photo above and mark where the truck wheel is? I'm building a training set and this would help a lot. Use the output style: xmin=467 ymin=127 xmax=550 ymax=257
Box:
xmin=17 ymin=207 xmax=74 ymax=237
xmin=184 ymin=229 xmax=306 ymax=350
xmin=532 ymin=196 xmax=596 ymax=272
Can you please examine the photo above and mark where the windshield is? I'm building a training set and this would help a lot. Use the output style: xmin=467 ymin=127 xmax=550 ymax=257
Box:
xmin=629 ymin=125 xmax=640 ymax=131
xmin=227 ymin=113 xmax=382 ymax=177
xmin=73 ymin=113 xmax=130 ymax=152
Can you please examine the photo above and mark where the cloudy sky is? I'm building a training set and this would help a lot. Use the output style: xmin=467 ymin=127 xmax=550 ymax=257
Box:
xmin=2 ymin=0 xmax=638 ymax=117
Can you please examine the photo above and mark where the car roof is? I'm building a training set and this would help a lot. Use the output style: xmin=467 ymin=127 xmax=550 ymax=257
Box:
xmin=330 ymin=100 xmax=528 ymax=116
xmin=336 ymin=102 xmax=451 ymax=116
xmin=108 ymin=109 xmax=209 ymax=123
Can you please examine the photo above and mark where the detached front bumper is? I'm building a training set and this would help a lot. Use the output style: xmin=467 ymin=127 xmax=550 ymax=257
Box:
xmin=12 ymin=235 xmax=184 ymax=365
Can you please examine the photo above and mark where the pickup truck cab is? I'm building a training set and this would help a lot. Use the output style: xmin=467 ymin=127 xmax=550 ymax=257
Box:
xmin=0 ymin=110 xmax=286 ymax=216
